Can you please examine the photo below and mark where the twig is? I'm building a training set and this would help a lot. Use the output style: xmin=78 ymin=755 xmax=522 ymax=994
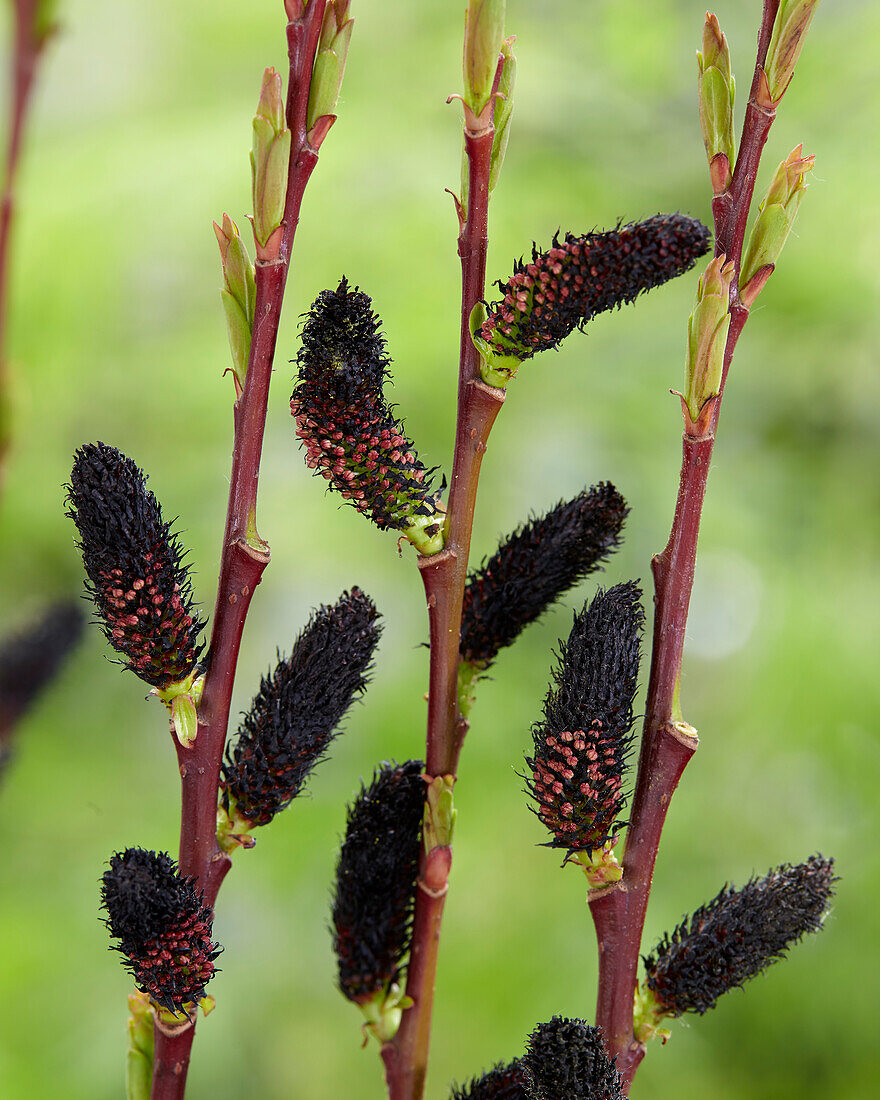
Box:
xmin=591 ymin=2 xmax=781 ymax=1090
xmin=383 ymin=79 xmax=505 ymax=1100
xmin=0 ymin=1 xmax=53 ymax=489
xmin=150 ymin=4 xmax=329 ymax=1096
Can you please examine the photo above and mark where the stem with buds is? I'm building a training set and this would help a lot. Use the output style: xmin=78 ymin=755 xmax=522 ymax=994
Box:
xmin=150 ymin=4 xmax=330 ymax=1096
xmin=590 ymin=2 xmax=791 ymax=1089
xmin=382 ymin=60 xmax=506 ymax=1100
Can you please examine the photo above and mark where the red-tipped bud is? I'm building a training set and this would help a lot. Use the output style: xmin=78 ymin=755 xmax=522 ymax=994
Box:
xmin=291 ymin=280 xmax=445 ymax=554
xmin=100 ymin=848 xmax=221 ymax=1014
xmin=461 ymin=483 xmax=627 ymax=667
xmin=331 ymin=760 xmax=425 ymax=1003
xmin=222 ymin=588 xmax=381 ymax=829
xmin=522 ymin=1017 xmax=623 ymax=1100
xmin=642 ymin=855 xmax=837 ymax=1019
xmin=526 ymin=583 xmax=643 ymax=860
xmin=66 ymin=443 xmax=204 ymax=689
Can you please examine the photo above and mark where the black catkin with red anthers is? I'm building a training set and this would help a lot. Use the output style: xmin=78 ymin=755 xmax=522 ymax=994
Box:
xmin=222 ymin=588 xmax=381 ymax=828
xmin=450 ymin=1062 xmax=528 ymax=1100
xmin=526 ymin=582 xmax=643 ymax=859
xmin=481 ymin=214 xmax=711 ymax=362
xmin=460 ymin=483 xmax=628 ymax=667
xmin=332 ymin=760 xmax=426 ymax=1002
xmin=291 ymin=279 xmax=441 ymax=534
xmin=643 ymin=854 xmax=837 ymax=1016
xmin=100 ymin=848 xmax=221 ymax=1013
xmin=522 ymin=1017 xmax=624 ymax=1100
xmin=0 ymin=600 xmax=84 ymax=777
xmin=66 ymin=443 xmax=204 ymax=689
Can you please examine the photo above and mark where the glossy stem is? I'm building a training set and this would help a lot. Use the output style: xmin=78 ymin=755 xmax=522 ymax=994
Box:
xmin=0 ymin=2 xmax=52 ymax=489
xmin=383 ymin=85 xmax=505 ymax=1100
xmin=592 ymin=3 xmax=781 ymax=1090
xmin=150 ymin=5 xmax=328 ymax=1097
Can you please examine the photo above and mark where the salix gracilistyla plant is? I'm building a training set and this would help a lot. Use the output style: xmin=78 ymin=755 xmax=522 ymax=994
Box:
xmin=291 ymin=279 xmax=445 ymax=553
xmin=634 ymin=855 xmax=837 ymax=1039
xmin=220 ymin=587 xmax=381 ymax=839
xmin=101 ymin=849 xmax=221 ymax=1016
xmin=67 ymin=442 xmax=206 ymax=744
xmin=59 ymin=2 xmax=836 ymax=1098
xmin=331 ymin=760 xmax=426 ymax=1041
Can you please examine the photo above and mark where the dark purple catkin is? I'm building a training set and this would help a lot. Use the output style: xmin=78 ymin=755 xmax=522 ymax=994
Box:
xmin=450 ymin=1062 xmax=528 ymax=1100
xmin=291 ymin=279 xmax=442 ymax=534
xmin=222 ymin=588 xmax=381 ymax=828
xmin=100 ymin=848 xmax=221 ymax=1013
xmin=460 ymin=484 xmax=628 ymax=667
xmin=66 ymin=443 xmax=204 ymax=689
xmin=331 ymin=760 xmax=426 ymax=1002
xmin=481 ymin=214 xmax=711 ymax=362
xmin=0 ymin=601 xmax=84 ymax=776
xmin=643 ymin=854 xmax=837 ymax=1016
xmin=522 ymin=1017 xmax=623 ymax=1100
xmin=525 ymin=582 xmax=643 ymax=859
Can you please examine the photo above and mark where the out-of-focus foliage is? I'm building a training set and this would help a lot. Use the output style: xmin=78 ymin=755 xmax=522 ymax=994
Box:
xmin=0 ymin=1 xmax=877 ymax=1098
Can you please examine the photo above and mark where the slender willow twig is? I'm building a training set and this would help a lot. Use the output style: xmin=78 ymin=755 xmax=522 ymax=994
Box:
xmin=590 ymin=2 xmax=781 ymax=1090
xmin=0 ymin=1 xmax=53 ymax=491
xmin=382 ymin=76 xmax=505 ymax=1100
xmin=150 ymin=4 xmax=329 ymax=1095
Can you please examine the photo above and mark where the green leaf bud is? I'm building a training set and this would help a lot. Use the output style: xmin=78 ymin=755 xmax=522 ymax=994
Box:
xmin=683 ymin=255 xmax=735 ymax=425
xmin=697 ymin=12 xmax=735 ymax=193
xmin=214 ymin=214 xmax=256 ymax=392
xmin=740 ymin=145 xmax=814 ymax=302
xmin=251 ymin=68 xmax=291 ymax=249
xmin=488 ymin=36 xmax=516 ymax=195
xmin=307 ymin=2 xmax=354 ymax=136
xmin=765 ymin=0 xmax=821 ymax=104
xmin=463 ymin=0 xmax=506 ymax=117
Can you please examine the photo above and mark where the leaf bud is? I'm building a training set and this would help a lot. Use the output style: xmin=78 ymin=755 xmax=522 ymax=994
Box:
xmin=697 ymin=13 xmax=735 ymax=194
xmin=251 ymin=67 xmax=291 ymax=250
xmin=463 ymin=0 xmax=506 ymax=118
xmin=764 ymin=0 xmax=821 ymax=105
xmin=682 ymin=254 xmax=735 ymax=427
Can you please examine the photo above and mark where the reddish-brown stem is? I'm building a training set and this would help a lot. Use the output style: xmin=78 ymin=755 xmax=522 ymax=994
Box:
xmin=151 ymin=4 xmax=328 ymax=1096
xmin=592 ymin=3 xmax=783 ymax=1090
xmin=383 ymin=93 xmax=505 ymax=1100
xmin=0 ymin=2 xmax=52 ymax=489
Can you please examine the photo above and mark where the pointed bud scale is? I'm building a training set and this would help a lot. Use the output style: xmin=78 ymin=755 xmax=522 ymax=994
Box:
xmin=522 ymin=1017 xmax=624 ymax=1100
xmin=526 ymin=583 xmax=643 ymax=860
xmin=251 ymin=67 xmax=291 ymax=250
xmin=331 ymin=760 xmax=426 ymax=1003
xmin=463 ymin=0 xmax=507 ymax=117
xmin=461 ymin=483 xmax=628 ymax=668
xmin=476 ymin=214 xmax=711 ymax=385
xmin=222 ymin=588 xmax=381 ymax=829
xmin=739 ymin=145 xmax=814 ymax=300
xmin=764 ymin=0 xmax=821 ymax=104
xmin=451 ymin=1061 xmax=527 ymax=1100
xmin=697 ymin=13 xmax=735 ymax=193
xmin=214 ymin=214 xmax=256 ymax=393
xmin=291 ymin=279 xmax=445 ymax=554
xmin=101 ymin=849 xmax=221 ymax=1014
xmin=307 ymin=1 xmax=354 ymax=138
xmin=683 ymin=254 xmax=735 ymax=425
xmin=488 ymin=36 xmax=516 ymax=196
xmin=642 ymin=855 xmax=837 ymax=1018
xmin=66 ymin=443 xmax=204 ymax=690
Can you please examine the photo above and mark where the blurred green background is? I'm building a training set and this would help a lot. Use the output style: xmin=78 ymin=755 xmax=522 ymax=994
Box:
xmin=1 ymin=0 xmax=878 ymax=1097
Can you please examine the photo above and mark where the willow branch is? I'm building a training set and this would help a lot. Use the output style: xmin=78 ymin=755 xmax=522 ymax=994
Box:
xmin=383 ymin=83 xmax=505 ymax=1100
xmin=150 ymin=4 xmax=328 ymax=1096
xmin=592 ymin=2 xmax=781 ymax=1089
